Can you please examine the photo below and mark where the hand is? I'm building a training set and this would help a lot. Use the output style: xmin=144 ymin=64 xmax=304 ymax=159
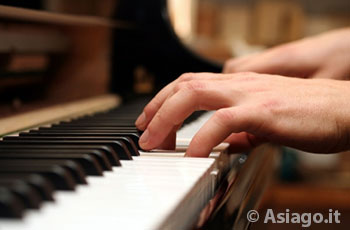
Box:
xmin=135 ymin=72 xmax=350 ymax=157
xmin=224 ymin=28 xmax=350 ymax=80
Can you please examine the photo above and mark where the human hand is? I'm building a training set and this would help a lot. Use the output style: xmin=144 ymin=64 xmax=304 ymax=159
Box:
xmin=135 ymin=72 xmax=350 ymax=157
xmin=224 ymin=28 xmax=350 ymax=80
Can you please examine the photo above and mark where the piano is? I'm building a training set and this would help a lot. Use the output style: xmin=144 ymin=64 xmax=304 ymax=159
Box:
xmin=0 ymin=1 xmax=278 ymax=229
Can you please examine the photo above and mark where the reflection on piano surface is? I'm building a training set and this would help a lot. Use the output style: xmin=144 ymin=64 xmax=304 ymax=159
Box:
xmin=0 ymin=1 xmax=277 ymax=229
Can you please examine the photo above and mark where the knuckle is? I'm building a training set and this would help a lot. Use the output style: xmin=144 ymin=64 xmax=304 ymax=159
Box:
xmin=259 ymin=97 xmax=281 ymax=114
xmin=174 ymin=80 xmax=206 ymax=94
xmin=185 ymin=80 xmax=206 ymax=92
xmin=178 ymin=72 xmax=195 ymax=82
xmin=214 ymin=108 xmax=234 ymax=126
xmin=154 ymin=110 xmax=165 ymax=122
xmin=174 ymin=82 xmax=186 ymax=93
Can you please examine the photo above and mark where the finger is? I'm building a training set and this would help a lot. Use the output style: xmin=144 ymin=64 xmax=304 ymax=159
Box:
xmin=139 ymin=80 xmax=232 ymax=150
xmin=157 ymin=130 xmax=176 ymax=150
xmin=157 ymin=124 xmax=182 ymax=150
xmin=136 ymin=73 xmax=230 ymax=130
xmin=312 ymin=64 xmax=350 ymax=80
xmin=224 ymin=132 xmax=266 ymax=153
xmin=236 ymin=53 xmax=287 ymax=74
xmin=223 ymin=53 xmax=260 ymax=73
xmin=186 ymin=107 xmax=261 ymax=157
xmin=135 ymin=80 xmax=178 ymax=130
xmin=230 ymin=45 xmax=306 ymax=76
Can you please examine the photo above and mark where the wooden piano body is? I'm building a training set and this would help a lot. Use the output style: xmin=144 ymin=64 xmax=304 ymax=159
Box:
xmin=0 ymin=1 xmax=278 ymax=229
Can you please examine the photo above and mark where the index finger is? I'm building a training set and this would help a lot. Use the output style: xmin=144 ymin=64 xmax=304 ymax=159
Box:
xmin=135 ymin=73 xmax=231 ymax=130
xmin=138 ymin=80 xmax=232 ymax=150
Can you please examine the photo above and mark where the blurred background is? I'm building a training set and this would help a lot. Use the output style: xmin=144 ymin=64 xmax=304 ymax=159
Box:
xmin=168 ymin=0 xmax=350 ymax=62
xmin=0 ymin=0 xmax=349 ymax=229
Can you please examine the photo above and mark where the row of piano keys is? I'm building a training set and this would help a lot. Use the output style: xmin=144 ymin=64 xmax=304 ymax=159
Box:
xmin=0 ymin=99 xmax=147 ymax=218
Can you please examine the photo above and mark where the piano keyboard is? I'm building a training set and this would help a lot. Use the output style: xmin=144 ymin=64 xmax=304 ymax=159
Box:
xmin=0 ymin=98 xmax=237 ymax=230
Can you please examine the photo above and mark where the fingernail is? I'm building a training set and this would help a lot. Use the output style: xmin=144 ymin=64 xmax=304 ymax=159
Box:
xmin=135 ymin=112 xmax=146 ymax=127
xmin=139 ymin=129 xmax=149 ymax=144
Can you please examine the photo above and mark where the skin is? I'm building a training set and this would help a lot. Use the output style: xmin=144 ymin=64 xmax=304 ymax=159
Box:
xmin=224 ymin=28 xmax=350 ymax=80
xmin=135 ymin=28 xmax=350 ymax=157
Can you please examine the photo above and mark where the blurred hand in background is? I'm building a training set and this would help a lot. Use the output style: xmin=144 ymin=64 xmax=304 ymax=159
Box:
xmin=224 ymin=28 xmax=350 ymax=80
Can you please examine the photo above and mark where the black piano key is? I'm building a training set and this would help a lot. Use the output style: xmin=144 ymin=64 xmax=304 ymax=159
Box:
xmin=0 ymin=187 xmax=25 ymax=218
xmin=104 ymin=136 xmax=138 ymax=156
xmin=75 ymin=117 xmax=136 ymax=121
xmin=0 ymin=179 xmax=42 ymax=209
xmin=0 ymin=164 xmax=76 ymax=191
xmin=38 ymin=127 xmax=138 ymax=131
xmin=81 ymin=120 xmax=137 ymax=124
xmin=20 ymin=132 xmax=140 ymax=156
xmin=0 ymin=152 xmax=104 ymax=176
xmin=1 ymin=174 xmax=54 ymax=201
xmin=18 ymin=132 xmax=141 ymax=152
xmin=71 ymin=118 xmax=137 ymax=123
xmin=59 ymin=121 xmax=136 ymax=126
xmin=64 ymin=111 xmax=135 ymax=116
xmin=26 ymin=174 xmax=54 ymax=201
xmin=27 ymin=130 xmax=138 ymax=134
xmin=36 ymin=130 xmax=142 ymax=139
xmin=55 ymin=122 xmax=136 ymax=127
xmin=26 ymin=159 xmax=86 ymax=185
xmin=22 ymin=159 xmax=86 ymax=185
xmin=71 ymin=110 xmax=139 ymax=116
xmin=56 ymin=114 xmax=133 ymax=119
xmin=0 ymin=148 xmax=111 ymax=171
xmin=182 ymin=111 xmax=207 ymax=126
xmin=69 ymin=114 xmax=137 ymax=120
xmin=0 ymin=159 xmax=86 ymax=185
xmin=0 ymin=144 xmax=121 ymax=166
xmin=2 ymin=138 xmax=133 ymax=160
